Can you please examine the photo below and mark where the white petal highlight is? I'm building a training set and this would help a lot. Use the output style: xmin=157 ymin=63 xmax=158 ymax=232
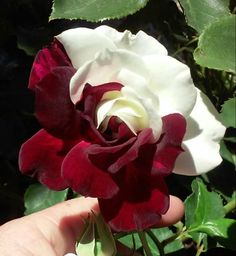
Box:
xmin=69 ymin=49 xmax=149 ymax=104
xmin=56 ymin=27 xmax=116 ymax=69
xmin=144 ymin=55 xmax=197 ymax=117
xmin=95 ymin=25 xmax=168 ymax=56
xmin=174 ymin=90 xmax=226 ymax=175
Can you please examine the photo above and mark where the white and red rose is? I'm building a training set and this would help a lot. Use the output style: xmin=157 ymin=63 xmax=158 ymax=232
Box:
xmin=19 ymin=26 xmax=225 ymax=232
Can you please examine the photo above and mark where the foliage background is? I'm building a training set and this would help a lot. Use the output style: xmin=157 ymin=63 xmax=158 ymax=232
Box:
xmin=0 ymin=0 xmax=235 ymax=255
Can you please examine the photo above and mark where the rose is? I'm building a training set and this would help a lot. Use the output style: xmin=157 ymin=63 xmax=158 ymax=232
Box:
xmin=19 ymin=26 xmax=225 ymax=232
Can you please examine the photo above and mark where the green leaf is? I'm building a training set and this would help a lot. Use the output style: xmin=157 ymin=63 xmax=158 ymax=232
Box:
xmin=76 ymin=215 xmax=96 ymax=255
xmin=185 ymin=179 xmax=225 ymax=229
xmin=147 ymin=228 xmax=183 ymax=255
xmin=50 ymin=0 xmax=149 ymax=22
xmin=118 ymin=233 xmax=142 ymax=250
xmin=220 ymin=140 xmax=236 ymax=165
xmin=194 ymin=15 xmax=236 ymax=73
xmin=178 ymin=0 xmax=230 ymax=32
xmin=192 ymin=218 xmax=236 ymax=250
xmin=76 ymin=213 xmax=116 ymax=256
xmin=24 ymin=183 xmax=68 ymax=215
xmin=220 ymin=98 xmax=236 ymax=128
xmin=184 ymin=179 xmax=225 ymax=246
xmin=94 ymin=213 xmax=116 ymax=256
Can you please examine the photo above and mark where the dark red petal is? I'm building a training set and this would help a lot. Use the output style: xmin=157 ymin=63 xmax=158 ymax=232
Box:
xmin=99 ymin=175 xmax=169 ymax=232
xmin=102 ymin=117 xmax=134 ymax=143
xmin=77 ymin=82 xmax=122 ymax=117
xmin=19 ymin=129 xmax=68 ymax=190
xmin=108 ymin=128 xmax=155 ymax=173
xmin=87 ymin=137 xmax=136 ymax=170
xmin=35 ymin=67 xmax=81 ymax=140
xmin=62 ymin=141 xmax=119 ymax=199
xmin=153 ymin=113 xmax=186 ymax=175
xmin=76 ymin=83 xmax=123 ymax=144
xmin=77 ymin=112 xmax=108 ymax=144
xmin=29 ymin=39 xmax=72 ymax=89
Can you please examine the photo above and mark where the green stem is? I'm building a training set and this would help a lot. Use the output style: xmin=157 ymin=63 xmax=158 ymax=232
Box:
xmin=195 ymin=244 xmax=204 ymax=256
xmin=138 ymin=231 xmax=153 ymax=256
xmin=224 ymin=198 xmax=236 ymax=215
xmin=161 ymin=221 xmax=184 ymax=246
xmin=174 ymin=221 xmax=184 ymax=232
xmin=161 ymin=233 xmax=179 ymax=247
xmin=172 ymin=37 xmax=198 ymax=57
xmin=146 ymin=230 xmax=165 ymax=256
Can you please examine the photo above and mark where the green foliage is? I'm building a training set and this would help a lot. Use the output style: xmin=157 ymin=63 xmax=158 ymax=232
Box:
xmin=94 ymin=213 xmax=117 ymax=256
xmin=194 ymin=15 xmax=236 ymax=73
xmin=76 ymin=215 xmax=96 ymax=255
xmin=184 ymin=179 xmax=236 ymax=251
xmin=192 ymin=218 xmax=236 ymax=250
xmin=118 ymin=233 xmax=142 ymax=250
xmin=24 ymin=183 xmax=68 ymax=215
xmin=220 ymin=98 xmax=236 ymax=128
xmin=76 ymin=212 xmax=116 ymax=256
xmin=220 ymin=98 xmax=236 ymax=165
xmin=118 ymin=228 xmax=183 ymax=255
xmin=220 ymin=140 xmax=236 ymax=165
xmin=178 ymin=0 xmax=230 ymax=32
xmin=147 ymin=228 xmax=183 ymax=255
xmin=50 ymin=0 xmax=150 ymax=22
xmin=184 ymin=179 xmax=225 ymax=247
xmin=185 ymin=179 xmax=225 ymax=228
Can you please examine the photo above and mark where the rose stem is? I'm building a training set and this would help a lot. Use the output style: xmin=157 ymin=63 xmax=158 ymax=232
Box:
xmin=224 ymin=198 xmax=236 ymax=215
xmin=137 ymin=231 xmax=154 ymax=256
xmin=146 ymin=230 xmax=165 ymax=256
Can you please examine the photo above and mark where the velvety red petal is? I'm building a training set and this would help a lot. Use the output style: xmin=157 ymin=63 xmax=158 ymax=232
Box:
xmin=62 ymin=141 xmax=119 ymax=199
xmin=75 ymin=83 xmax=123 ymax=144
xmin=108 ymin=128 xmax=155 ymax=173
xmin=102 ymin=117 xmax=135 ymax=143
xmin=85 ymin=128 xmax=152 ymax=174
xmin=153 ymin=113 xmax=186 ymax=175
xmin=29 ymin=39 xmax=72 ymax=89
xmin=87 ymin=137 xmax=136 ymax=170
xmin=99 ymin=175 xmax=169 ymax=232
xmin=19 ymin=129 xmax=68 ymax=190
xmin=35 ymin=67 xmax=82 ymax=140
xmin=77 ymin=82 xmax=122 ymax=117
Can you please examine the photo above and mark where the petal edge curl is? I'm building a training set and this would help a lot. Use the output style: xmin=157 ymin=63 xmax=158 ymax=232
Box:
xmin=62 ymin=141 xmax=119 ymax=199
xmin=19 ymin=129 xmax=68 ymax=190
xmin=174 ymin=90 xmax=226 ymax=175
xmin=99 ymin=176 xmax=169 ymax=232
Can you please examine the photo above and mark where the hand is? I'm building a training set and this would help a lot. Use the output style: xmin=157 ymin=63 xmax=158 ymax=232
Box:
xmin=0 ymin=196 xmax=184 ymax=256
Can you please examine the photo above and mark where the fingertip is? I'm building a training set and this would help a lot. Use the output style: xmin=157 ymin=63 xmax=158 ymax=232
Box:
xmin=156 ymin=195 xmax=184 ymax=227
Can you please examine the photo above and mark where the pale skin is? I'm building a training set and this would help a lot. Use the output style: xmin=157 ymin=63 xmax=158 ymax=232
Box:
xmin=0 ymin=196 xmax=184 ymax=256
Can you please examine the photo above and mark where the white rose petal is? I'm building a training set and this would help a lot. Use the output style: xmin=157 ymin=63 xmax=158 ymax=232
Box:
xmin=56 ymin=28 xmax=116 ymax=69
xmin=69 ymin=48 xmax=149 ymax=104
xmin=174 ymin=90 xmax=226 ymax=175
xmin=144 ymin=54 xmax=197 ymax=117
xmin=95 ymin=25 xmax=168 ymax=56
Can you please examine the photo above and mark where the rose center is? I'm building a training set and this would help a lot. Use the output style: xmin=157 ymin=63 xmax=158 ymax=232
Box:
xmin=96 ymin=88 xmax=149 ymax=136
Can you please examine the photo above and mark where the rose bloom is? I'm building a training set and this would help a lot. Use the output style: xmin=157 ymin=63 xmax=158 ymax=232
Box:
xmin=19 ymin=26 xmax=225 ymax=232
